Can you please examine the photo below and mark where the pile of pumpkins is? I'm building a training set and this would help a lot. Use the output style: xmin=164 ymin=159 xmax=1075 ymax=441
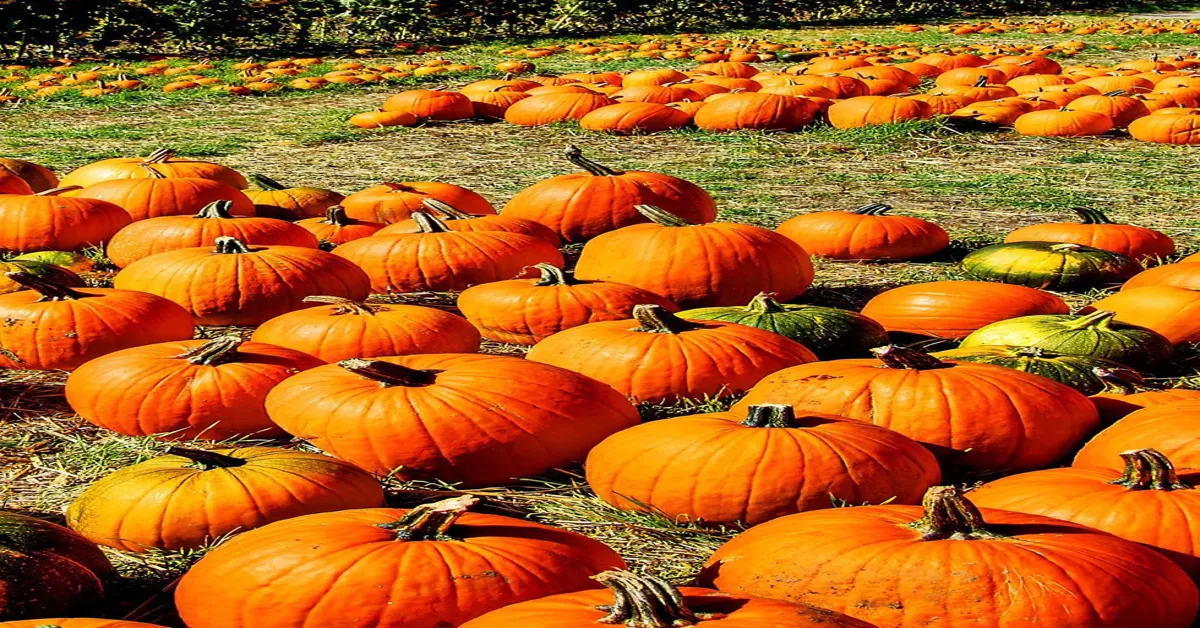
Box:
xmin=3 ymin=146 xmax=1200 ymax=627
xmin=354 ymin=51 xmax=1200 ymax=144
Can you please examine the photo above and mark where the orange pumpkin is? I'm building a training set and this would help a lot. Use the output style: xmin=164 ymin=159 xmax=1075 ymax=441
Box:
xmin=776 ymin=203 xmax=949 ymax=261
xmin=864 ymin=280 xmax=1070 ymax=340
xmin=66 ymin=170 xmax=256 ymax=221
xmin=1075 ymin=400 xmax=1200 ymax=470
xmin=0 ymin=620 xmax=165 ymax=628
xmin=467 ymin=87 xmax=532 ymax=119
xmin=827 ymin=95 xmax=931 ymax=128
xmin=381 ymin=89 xmax=473 ymax=120
xmin=242 ymin=174 xmax=344 ymax=220
xmin=694 ymin=93 xmax=819 ymax=131
xmin=1004 ymin=207 xmax=1174 ymax=261
xmin=295 ymin=205 xmax=384 ymax=248
xmin=504 ymin=92 xmax=617 ymax=126
xmin=1129 ymin=110 xmax=1200 ymax=144
xmin=1089 ymin=286 xmax=1200 ymax=344
xmin=1065 ymin=90 xmax=1152 ymax=128
xmin=0 ymin=188 xmax=131 ymax=253
xmin=579 ymin=102 xmax=692 ymax=134
xmin=348 ymin=109 xmax=419 ymax=128
xmin=1123 ymin=261 xmax=1200 ymax=291
xmin=59 ymin=148 xmax=247 ymax=189
xmin=0 ymin=512 xmax=115 ymax=620
xmin=1014 ymin=107 xmax=1114 ymax=136
xmin=377 ymin=198 xmax=560 ymax=244
xmin=340 ymin=181 xmax=495 ymax=224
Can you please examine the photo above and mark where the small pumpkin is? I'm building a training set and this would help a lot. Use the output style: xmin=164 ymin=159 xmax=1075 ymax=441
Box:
xmin=775 ymin=203 xmax=949 ymax=261
xmin=295 ymin=205 xmax=383 ymax=249
xmin=243 ymin=173 xmax=344 ymax=220
xmin=341 ymin=181 xmax=495 ymax=224
xmin=1004 ymin=207 xmax=1174 ymax=262
xmin=1075 ymin=400 xmax=1200 ymax=470
xmin=59 ymin=148 xmax=247 ymax=189
xmin=0 ymin=512 xmax=114 ymax=620
xmin=348 ymin=109 xmax=419 ymax=129
xmin=962 ymin=241 xmax=1143 ymax=291
xmin=960 ymin=310 xmax=1174 ymax=370
xmin=932 ymin=345 xmax=1128 ymax=395
xmin=378 ymin=198 xmax=560 ymax=245
xmin=0 ymin=188 xmax=131 ymax=254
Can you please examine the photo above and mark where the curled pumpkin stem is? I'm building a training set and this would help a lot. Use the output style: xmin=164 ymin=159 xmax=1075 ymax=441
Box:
xmin=410 ymin=211 xmax=454 ymax=233
xmin=194 ymin=200 xmax=236 ymax=219
xmin=1071 ymin=207 xmax=1115 ymax=225
xmin=634 ymin=204 xmax=693 ymax=227
xmin=533 ymin=263 xmax=576 ymax=286
xmin=565 ymin=144 xmax=624 ymax=177
xmin=139 ymin=163 xmax=168 ymax=179
xmin=144 ymin=148 xmax=176 ymax=164
xmin=849 ymin=203 xmax=893 ymax=216
xmin=248 ymin=173 xmax=287 ymax=190
xmin=421 ymin=198 xmax=475 ymax=220
xmin=593 ymin=570 xmax=725 ymax=627
xmin=303 ymin=295 xmax=383 ymax=315
xmin=172 ymin=335 xmax=244 ymax=366
xmin=632 ymin=305 xmax=701 ymax=334
xmin=378 ymin=495 xmax=479 ymax=541
xmin=1111 ymin=449 xmax=1192 ymax=491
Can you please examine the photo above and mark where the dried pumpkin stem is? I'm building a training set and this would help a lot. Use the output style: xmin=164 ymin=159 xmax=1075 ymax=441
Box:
xmin=1067 ymin=310 xmax=1116 ymax=330
xmin=167 ymin=447 xmax=248 ymax=470
xmin=872 ymin=345 xmax=950 ymax=370
xmin=34 ymin=186 xmax=83 ymax=196
xmin=212 ymin=236 xmax=252 ymax=254
xmin=303 ymin=295 xmax=382 ymax=315
xmin=1071 ymin=207 xmax=1115 ymax=225
xmin=634 ymin=204 xmax=693 ymax=227
xmin=633 ymin=305 xmax=701 ymax=334
xmin=564 ymin=144 xmax=624 ymax=177
xmin=1049 ymin=242 xmax=1083 ymax=252
xmin=380 ymin=182 xmax=419 ymax=193
xmin=194 ymin=200 xmax=236 ymax=219
xmin=339 ymin=358 xmax=441 ymax=386
xmin=248 ymin=174 xmax=286 ymax=191
xmin=908 ymin=486 xmax=1001 ymax=541
xmin=421 ymin=198 xmax=475 ymax=220
xmin=143 ymin=148 xmax=176 ymax=164
xmin=410 ymin=212 xmax=453 ymax=233
xmin=378 ymin=495 xmax=479 ymax=541
xmin=741 ymin=404 xmax=798 ymax=428
xmin=172 ymin=335 xmax=243 ymax=365
xmin=745 ymin=292 xmax=786 ymax=314
xmin=321 ymin=205 xmax=352 ymax=225
xmin=4 ymin=271 xmax=91 ymax=301
xmin=533 ymin=263 xmax=576 ymax=286
xmin=593 ymin=570 xmax=724 ymax=627
xmin=1093 ymin=366 xmax=1156 ymax=394
xmin=1111 ymin=449 xmax=1192 ymax=491
xmin=849 ymin=203 xmax=892 ymax=216
xmin=139 ymin=163 xmax=168 ymax=179
xmin=1013 ymin=347 xmax=1048 ymax=358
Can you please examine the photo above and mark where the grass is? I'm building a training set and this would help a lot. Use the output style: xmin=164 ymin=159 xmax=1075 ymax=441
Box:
xmin=1 ymin=13 xmax=1200 ymax=626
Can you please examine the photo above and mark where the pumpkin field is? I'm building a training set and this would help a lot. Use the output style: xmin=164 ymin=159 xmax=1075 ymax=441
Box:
xmin=2 ymin=10 xmax=1200 ymax=628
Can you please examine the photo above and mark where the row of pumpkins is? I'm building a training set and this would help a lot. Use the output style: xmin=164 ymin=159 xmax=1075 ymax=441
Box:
xmin=349 ymin=54 xmax=1200 ymax=144
xmin=3 ymin=147 xmax=1200 ymax=626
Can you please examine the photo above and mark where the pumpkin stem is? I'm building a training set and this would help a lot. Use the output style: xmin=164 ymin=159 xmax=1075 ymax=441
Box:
xmin=592 ymin=570 xmax=725 ymax=627
xmin=1093 ymin=366 xmax=1157 ymax=394
xmin=248 ymin=174 xmax=286 ymax=190
xmin=303 ymin=295 xmax=382 ymax=315
xmin=1071 ymin=207 xmax=1115 ymax=225
xmin=849 ymin=203 xmax=892 ymax=216
xmin=171 ymin=335 xmax=244 ymax=365
xmin=167 ymin=447 xmax=248 ymax=470
xmin=533 ymin=263 xmax=576 ymax=286
xmin=34 ymin=186 xmax=83 ymax=196
xmin=143 ymin=148 xmax=176 ymax=164
xmin=1049 ymin=243 xmax=1083 ymax=252
xmin=1103 ymin=89 xmax=1127 ymax=97
xmin=872 ymin=345 xmax=951 ymax=370
xmin=410 ymin=212 xmax=453 ymax=233
xmin=633 ymin=304 xmax=701 ymax=334
xmin=1013 ymin=346 xmax=1048 ymax=358
xmin=564 ymin=144 xmax=624 ymax=177
xmin=212 ymin=236 xmax=252 ymax=254
xmin=908 ymin=486 xmax=1001 ymax=541
xmin=3 ymin=272 xmax=91 ymax=301
xmin=1067 ymin=310 xmax=1117 ymax=330
xmin=138 ymin=163 xmax=168 ymax=179
xmin=380 ymin=182 xmax=419 ymax=193
xmin=378 ymin=495 xmax=478 ymax=541
xmin=1111 ymin=449 xmax=1191 ymax=491
xmin=972 ymin=75 xmax=989 ymax=87
xmin=421 ymin=198 xmax=475 ymax=220
xmin=194 ymin=200 xmax=236 ymax=219
xmin=741 ymin=404 xmax=797 ymax=428
xmin=339 ymin=358 xmax=441 ymax=386
xmin=321 ymin=205 xmax=352 ymax=225
xmin=634 ymin=204 xmax=694 ymax=227
xmin=745 ymin=292 xmax=787 ymax=314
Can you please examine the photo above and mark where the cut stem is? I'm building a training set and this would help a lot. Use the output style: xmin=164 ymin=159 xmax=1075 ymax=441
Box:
xmin=533 ymin=263 xmax=576 ymax=286
xmin=741 ymin=404 xmax=797 ymax=428
xmin=872 ymin=345 xmax=950 ymax=370
xmin=745 ymin=292 xmax=787 ymax=313
xmin=592 ymin=570 xmax=724 ymax=627
xmin=4 ymin=271 xmax=92 ymax=301
xmin=421 ymin=198 xmax=475 ymax=219
xmin=634 ymin=204 xmax=693 ymax=227
xmin=1071 ymin=207 xmax=1116 ymax=225
xmin=411 ymin=212 xmax=453 ymax=233
xmin=248 ymin=174 xmax=287 ymax=190
xmin=167 ymin=447 xmax=248 ymax=470
xmin=564 ymin=144 xmax=623 ymax=177
xmin=321 ymin=205 xmax=352 ymax=225
xmin=908 ymin=486 xmax=1001 ymax=541
xmin=212 ymin=236 xmax=252 ymax=254
xmin=633 ymin=305 xmax=701 ymax=334
xmin=171 ymin=335 xmax=243 ymax=365
xmin=1111 ymin=449 xmax=1192 ymax=491
xmin=378 ymin=495 xmax=478 ymax=541
xmin=194 ymin=200 xmax=236 ymax=219
xmin=143 ymin=148 xmax=175 ymax=164
xmin=339 ymin=358 xmax=441 ymax=386
xmin=303 ymin=295 xmax=382 ymax=315
xmin=849 ymin=203 xmax=893 ymax=216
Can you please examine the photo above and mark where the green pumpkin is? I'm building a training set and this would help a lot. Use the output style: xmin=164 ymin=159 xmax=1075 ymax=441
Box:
xmin=0 ymin=259 xmax=84 ymax=295
xmin=960 ymin=310 xmax=1173 ymax=370
xmin=933 ymin=345 xmax=1129 ymax=395
xmin=961 ymin=241 xmax=1142 ymax=291
xmin=679 ymin=292 xmax=888 ymax=359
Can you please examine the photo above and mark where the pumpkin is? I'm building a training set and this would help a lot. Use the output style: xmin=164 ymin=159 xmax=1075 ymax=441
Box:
xmin=1124 ymin=261 xmax=1200 ymax=291
xmin=775 ymin=203 xmax=949 ymax=261
xmin=0 ymin=260 xmax=82 ymax=295
xmin=1004 ymin=207 xmax=1174 ymax=261
xmin=1076 ymin=401 xmax=1200 ymax=470
xmin=65 ymin=169 xmax=255 ymax=221
xmin=1088 ymin=286 xmax=1200 ymax=344
xmin=341 ymin=181 xmax=495 ymax=224
xmin=348 ymin=109 xmax=419 ymax=129
xmin=0 ymin=272 xmax=194 ymax=371
xmin=1088 ymin=368 xmax=1200 ymax=424
xmin=0 ymin=157 xmax=57 ymax=192
xmin=457 ymin=264 xmax=678 ymax=345
xmin=295 ymin=205 xmax=383 ymax=249
xmin=948 ymin=102 xmax=1032 ymax=128
xmin=695 ymin=61 xmax=759 ymax=78
xmin=378 ymin=199 xmax=560 ymax=244
xmin=962 ymin=241 xmax=1143 ymax=291
xmin=251 ymin=296 xmax=481 ymax=362
xmin=501 ymin=145 xmax=717 ymax=243
xmin=1129 ymin=111 xmax=1200 ymax=144
xmin=105 ymin=200 xmax=318 ymax=268
xmin=787 ymin=75 xmax=869 ymax=99
xmin=734 ymin=346 xmax=1099 ymax=472
xmin=623 ymin=68 xmax=689 ymax=86
xmin=65 ymin=446 xmax=383 ymax=552
xmin=932 ymin=345 xmax=1128 ymax=395
xmin=266 ymin=355 xmax=639 ymax=483
xmin=174 ymin=496 xmax=625 ymax=628
xmin=698 ymin=486 xmax=1199 ymax=628
xmin=974 ymin=448 xmax=1200 ymax=578
xmin=611 ymin=84 xmax=700 ymax=103
xmin=468 ymin=87 xmax=532 ymax=119
xmin=59 ymin=149 xmax=247 ymax=189
xmin=527 ymin=304 xmax=817 ymax=403
xmin=0 ymin=171 xmax=33 ymax=195
xmin=1065 ymin=90 xmax=1152 ymax=128
xmin=504 ymin=93 xmax=617 ymax=126
xmin=461 ymin=569 xmax=874 ymax=627
xmin=694 ymin=93 xmax=819 ymax=132
xmin=678 ymin=292 xmax=887 ymax=360
xmin=0 ymin=620 xmax=165 ymax=627
xmin=381 ymin=89 xmax=474 ymax=120
xmin=960 ymin=310 xmax=1173 ymax=370
xmin=1014 ymin=107 xmax=1114 ymax=136
xmin=113 ymin=236 xmax=370 ymax=326
xmin=574 ymin=205 xmax=813 ymax=308
xmin=0 ymin=188 xmax=131 ymax=253
xmin=333 ymin=213 xmax=563 ymax=293
xmin=0 ymin=512 xmax=114 ymax=620
xmin=579 ymin=102 xmax=692 ymax=134
xmin=906 ymin=92 xmax=974 ymax=115
xmin=827 ymin=95 xmax=931 ymax=128
xmin=65 ymin=335 xmax=323 ymax=440
xmin=243 ymin=174 xmax=344 ymax=220
xmin=936 ymin=76 xmax=1018 ymax=102
xmin=586 ymin=403 xmax=940 ymax=526
xmin=860 ymin=280 xmax=1069 ymax=339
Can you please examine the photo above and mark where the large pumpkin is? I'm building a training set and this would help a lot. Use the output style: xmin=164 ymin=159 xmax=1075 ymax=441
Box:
xmin=694 ymin=93 xmax=819 ymax=132
xmin=333 ymin=213 xmax=564 ymax=293
xmin=859 ymin=280 xmax=1069 ymax=340
xmin=175 ymin=496 xmax=625 ymax=628
xmin=1013 ymin=107 xmax=1114 ymax=136
xmin=827 ymin=95 xmax=931 ymax=128
xmin=574 ymin=205 xmax=813 ymax=308
xmin=461 ymin=570 xmax=874 ymax=627
xmin=1075 ymin=400 xmax=1200 ymax=471
xmin=113 ymin=236 xmax=371 ymax=326
xmin=734 ymin=346 xmax=1099 ymax=472
xmin=679 ymin=292 xmax=887 ymax=360
xmin=579 ymin=101 xmax=692 ymax=134
xmin=0 ymin=188 xmax=131 ymax=253
xmin=65 ymin=171 xmax=256 ymax=221
xmin=527 ymin=305 xmax=817 ymax=403
xmin=105 ymin=200 xmax=318 ymax=268
xmin=251 ymin=296 xmax=481 ymax=361
xmin=457 ymin=263 xmax=678 ymax=345
xmin=65 ymin=336 xmax=323 ymax=440
xmin=959 ymin=310 xmax=1173 ymax=370
xmin=265 ymin=355 xmax=639 ymax=484
xmin=1004 ymin=207 xmax=1174 ymax=261
xmin=59 ymin=149 xmax=247 ymax=189
xmin=586 ymin=403 xmax=940 ymax=526
xmin=932 ymin=345 xmax=1128 ymax=395
xmin=697 ymin=486 xmax=1199 ymax=628
xmin=295 ymin=205 xmax=384 ymax=249
xmin=0 ymin=511 xmax=114 ymax=620
xmin=0 ymin=272 xmax=194 ymax=371
xmin=775 ymin=203 xmax=949 ymax=261
xmin=1129 ymin=110 xmax=1200 ymax=144
xmin=1089 ymin=286 xmax=1200 ymax=344
xmin=243 ymin=174 xmax=344 ymax=220
xmin=0 ymin=157 xmax=57 ymax=192
xmin=381 ymin=89 xmax=474 ymax=120
xmin=65 ymin=446 xmax=384 ymax=552
xmin=501 ymin=145 xmax=717 ymax=243
xmin=504 ymin=92 xmax=617 ymax=126
xmin=962 ymin=241 xmax=1143 ymax=291
xmin=340 ymin=181 xmax=495 ymax=224
xmin=377 ymin=198 xmax=560 ymax=244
